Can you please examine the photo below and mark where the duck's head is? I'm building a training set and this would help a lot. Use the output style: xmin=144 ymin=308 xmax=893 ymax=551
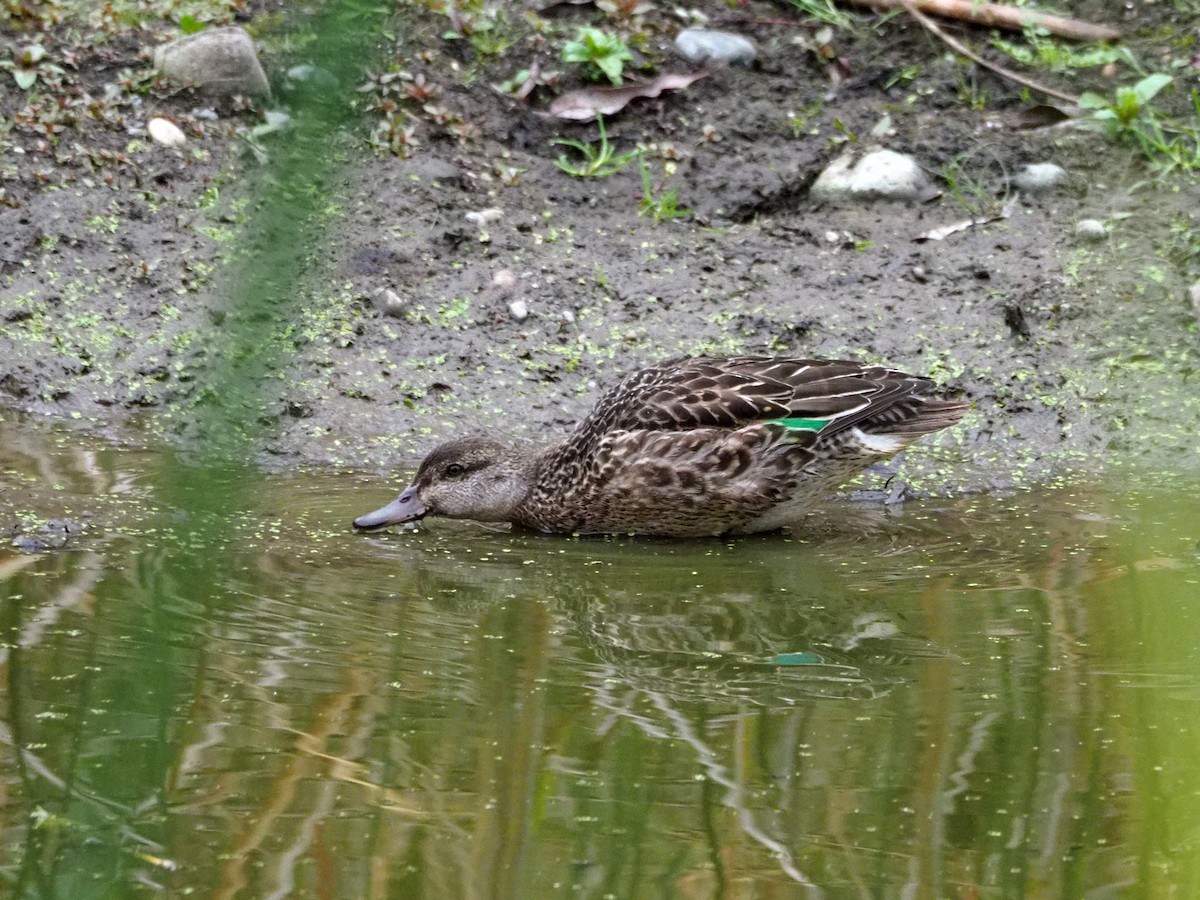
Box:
xmin=353 ymin=436 xmax=536 ymax=530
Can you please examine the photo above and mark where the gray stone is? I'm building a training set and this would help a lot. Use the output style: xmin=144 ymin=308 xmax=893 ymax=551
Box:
xmin=370 ymin=288 xmax=406 ymax=318
xmin=1014 ymin=162 xmax=1067 ymax=194
xmin=674 ymin=29 xmax=756 ymax=67
xmin=508 ymin=299 xmax=529 ymax=322
xmin=1074 ymin=219 xmax=1107 ymax=241
xmin=810 ymin=149 xmax=933 ymax=202
xmin=285 ymin=64 xmax=339 ymax=90
xmin=154 ymin=27 xmax=270 ymax=98
xmin=1189 ymin=282 xmax=1200 ymax=320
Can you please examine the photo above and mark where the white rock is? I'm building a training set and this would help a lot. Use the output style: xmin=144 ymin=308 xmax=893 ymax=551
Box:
xmin=1014 ymin=162 xmax=1067 ymax=194
xmin=263 ymin=109 xmax=291 ymax=130
xmin=147 ymin=117 xmax=186 ymax=148
xmin=674 ymin=28 xmax=756 ymax=67
xmin=1074 ymin=219 xmax=1107 ymax=241
xmin=465 ymin=208 xmax=503 ymax=227
xmin=370 ymin=288 xmax=406 ymax=318
xmin=153 ymin=27 xmax=270 ymax=97
xmin=508 ymin=299 xmax=529 ymax=322
xmin=810 ymin=149 xmax=932 ymax=202
xmin=491 ymin=269 xmax=518 ymax=292
xmin=1189 ymin=282 xmax=1200 ymax=319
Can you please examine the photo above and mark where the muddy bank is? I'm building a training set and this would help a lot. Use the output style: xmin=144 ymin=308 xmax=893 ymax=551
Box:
xmin=2 ymin=1 xmax=1199 ymax=497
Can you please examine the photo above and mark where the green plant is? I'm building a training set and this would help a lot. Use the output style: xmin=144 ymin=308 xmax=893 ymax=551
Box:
xmin=1 ymin=44 xmax=65 ymax=90
xmin=441 ymin=4 xmax=514 ymax=56
xmin=552 ymin=115 xmax=640 ymax=178
xmin=562 ymin=27 xmax=632 ymax=85
xmin=1079 ymin=75 xmax=1200 ymax=170
xmin=991 ymin=27 xmax=1126 ymax=74
xmin=940 ymin=155 xmax=999 ymax=217
xmin=790 ymin=0 xmax=854 ymax=28
xmin=637 ymin=157 xmax=690 ymax=224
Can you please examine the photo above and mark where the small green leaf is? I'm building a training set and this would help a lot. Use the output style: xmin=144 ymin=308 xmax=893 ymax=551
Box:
xmin=179 ymin=14 xmax=206 ymax=34
xmin=1076 ymin=91 xmax=1109 ymax=110
xmin=1132 ymin=73 xmax=1172 ymax=107
xmin=14 ymin=69 xmax=37 ymax=90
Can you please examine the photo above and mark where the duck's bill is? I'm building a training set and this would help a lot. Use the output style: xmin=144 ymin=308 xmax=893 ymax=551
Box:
xmin=353 ymin=486 xmax=427 ymax=530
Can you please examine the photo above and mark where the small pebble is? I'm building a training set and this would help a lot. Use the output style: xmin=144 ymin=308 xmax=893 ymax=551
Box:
xmin=263 ymin=109 xmax=292 ymax=130
xmin=148 ymin=117 xmax=186 ymax=147
xmin=1189 ymin=282 xmax=1200 ymax=317
xmin=491 ymin=269 xmax=518 ymax=292
xmin=1014 ymin=162 xmax=1067 ymax=194
xmin=674 ymin=28 xmax=756 ymax=67
xmin=561 ymin=309 xmax=576 ymax=324
xmin=508 ymin=299 xmax=529 ymax=322
xmin=466 ymin=208 xmax=503 ymax=227
xmin=1074 ymin=219 xmax=1107 ymax=241
xmin=370 ymin=287 xmax=406 ymax=318
xmin=285 ymin=63 xmax=339 ymax=90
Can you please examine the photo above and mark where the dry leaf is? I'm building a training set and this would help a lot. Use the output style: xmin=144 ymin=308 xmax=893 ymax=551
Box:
xmin=914 ymin=194 xmax=1018 ymax=242
xmin=1012 ymin=104 xmax=1075 ymax=130
xmin=547 ymin=71 xmax=708 ymax=122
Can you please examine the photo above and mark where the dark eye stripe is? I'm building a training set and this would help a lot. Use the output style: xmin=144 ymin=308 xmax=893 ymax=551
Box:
xmin=443 ymin=459 xmax=489 ymax=479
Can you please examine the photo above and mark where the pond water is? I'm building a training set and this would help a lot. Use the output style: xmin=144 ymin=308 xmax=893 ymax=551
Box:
xmin=2 ymin=411 xmax=1199 ymax=898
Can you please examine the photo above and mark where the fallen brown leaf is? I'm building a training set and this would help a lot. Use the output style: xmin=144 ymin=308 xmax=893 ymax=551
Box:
xmin=547 ymin=71 xmax=709 ymax=122
xmin=914 ymin=194 xmax=1018 ymax=242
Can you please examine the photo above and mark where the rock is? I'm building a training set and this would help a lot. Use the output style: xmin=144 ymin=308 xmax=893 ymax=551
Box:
xmin=465 ymin=208 xmax=503 ymax=228
xmin=508 ymin=299 xmax=529 ymax=322
xmin=1189 ymin=282 xmax=1200 ymax=319
xmin=263 ymin=110 xmax=292 ymax=130
xmin=810 ymin=149 xmax=934 ymax=202
xmin=147 ymin=117 xmax=186 ymax=148
xmin=153 ymin=27 xmax=270 ymax=98
xmin=1014 ymin=162 xmax=1067 ymax=194
xmin=12 ymin=534 xmax=47 ymax=554
xmin=11 ymin=518 xmax=85 ymax=553
xmin=674 ymin=28 xmax=756 ymax=67
xmin=284 ymin=64 xmax=339 ymax=91
xmin=370 ymin=288 xmax=406 ymax=318
xmin=490 ymin=269 xmax=518 ymax=294
xmin=1074 ymin=219 xmax=1107 ymax=241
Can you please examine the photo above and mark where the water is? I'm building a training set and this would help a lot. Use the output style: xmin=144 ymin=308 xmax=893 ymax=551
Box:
xmin=2 ymin=412 xmax=1199 ymax=897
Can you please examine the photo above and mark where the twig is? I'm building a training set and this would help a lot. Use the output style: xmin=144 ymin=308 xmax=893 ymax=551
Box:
xmin=845 ymin=0 xmax=1120 ymax=42
xmin=896 ymin=0 xmax=1080 ymax=104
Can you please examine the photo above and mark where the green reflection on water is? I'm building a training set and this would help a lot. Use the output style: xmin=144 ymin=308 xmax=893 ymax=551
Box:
xmin=3 ymin=414 xmax=1200 ymax=897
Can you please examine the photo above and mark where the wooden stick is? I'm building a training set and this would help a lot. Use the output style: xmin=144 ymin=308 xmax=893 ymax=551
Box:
xmin=846 ymin=0 xmax=1121 ymax=42
xmin=897 ymin=0 xmax=1081 ymax=104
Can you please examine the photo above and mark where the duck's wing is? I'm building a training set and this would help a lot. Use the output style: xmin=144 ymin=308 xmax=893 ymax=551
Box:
xmin=574 ymin=356 xmax=964 ymax=439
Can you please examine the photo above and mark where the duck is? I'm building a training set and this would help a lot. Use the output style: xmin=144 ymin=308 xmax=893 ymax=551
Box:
xmin=352 ymin=356 xmax=968 ymax=538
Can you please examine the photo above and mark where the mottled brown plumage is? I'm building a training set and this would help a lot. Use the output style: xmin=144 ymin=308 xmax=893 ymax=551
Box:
xmin=353 ymin=356 xmax=968 ymax=537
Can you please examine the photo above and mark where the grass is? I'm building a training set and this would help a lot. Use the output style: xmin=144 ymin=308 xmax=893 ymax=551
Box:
xmin=637 ymin=157 xmax=690 ymax=224
xmin=552 ymin=115 xmax=641 ymax=178
xmin=1079 ymin=75 xmax=1200 ymax=172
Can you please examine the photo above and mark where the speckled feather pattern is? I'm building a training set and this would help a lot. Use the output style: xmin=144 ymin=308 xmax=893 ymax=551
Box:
xmin=509 ymin=356 xmax=967 ymax=536
xmin=355 ymin=356 xmax=968 ymax=537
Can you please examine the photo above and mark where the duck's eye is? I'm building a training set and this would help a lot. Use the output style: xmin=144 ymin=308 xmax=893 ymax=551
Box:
xmin=444 ymin=463 xmax=466 ymax=478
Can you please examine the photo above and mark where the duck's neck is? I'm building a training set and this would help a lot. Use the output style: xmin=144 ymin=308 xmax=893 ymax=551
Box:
xmin=510 ymin=439 xmax=584 ymax=531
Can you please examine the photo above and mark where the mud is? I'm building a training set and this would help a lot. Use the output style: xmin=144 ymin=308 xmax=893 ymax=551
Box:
xmin=2 ymin=1 xmax=1198 ymax=496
